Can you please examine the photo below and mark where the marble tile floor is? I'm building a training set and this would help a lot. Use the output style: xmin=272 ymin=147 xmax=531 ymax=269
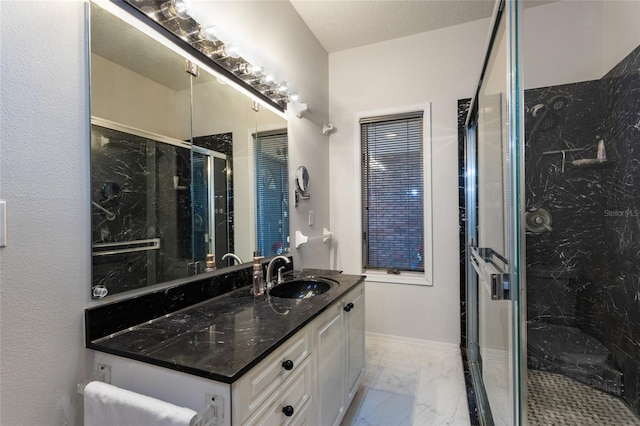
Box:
xmin=341 ymin=335 xmax=471 ymax=426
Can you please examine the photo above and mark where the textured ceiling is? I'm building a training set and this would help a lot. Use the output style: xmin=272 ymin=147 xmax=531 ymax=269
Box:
xmin=289 ymin=0 xmax=497 ymax=53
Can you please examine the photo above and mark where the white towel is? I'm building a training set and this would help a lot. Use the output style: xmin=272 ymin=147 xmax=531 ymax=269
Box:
xmin=84 ymin=381 xmax=197 ymax=426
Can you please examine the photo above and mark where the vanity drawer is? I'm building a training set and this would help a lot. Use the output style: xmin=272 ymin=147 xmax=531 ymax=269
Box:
xmin=232 ymin=327 xmax=311 ymax=422
xmin=241 ymin=356 xmax=312 ymax=426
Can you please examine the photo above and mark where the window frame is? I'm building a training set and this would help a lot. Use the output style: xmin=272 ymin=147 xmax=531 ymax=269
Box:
xmin=355 ymin=104 xmax=433 ymax=286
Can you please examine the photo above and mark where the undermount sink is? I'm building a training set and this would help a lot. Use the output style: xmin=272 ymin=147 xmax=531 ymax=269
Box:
xmin=268 ymin=277 xmax=338 ymax=299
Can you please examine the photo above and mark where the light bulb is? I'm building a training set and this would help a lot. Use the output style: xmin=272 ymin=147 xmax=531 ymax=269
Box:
xmin=277 ymin=81 xmax=290 ymax=95
xmin=212 ymin=43 xmax=241 ymax=59
xmin=225 ymin=43 xmax=241 ymax=59
xmin=289 ymin=92 xmax=301 ymax=103
xmin=202 ymin=25 xmax=219 ymax=41
xmin=249 ymin=65 xmax=264 ymax=78
xmin=263 ymin=73 xmax=277 ymax=87
xmin=172 ymin=0 xmax=191 ymax=19
xmin=161 ymin=0 xmax=191 ymax=20
xmin=237 ymin=63 xmax=264 ymax=78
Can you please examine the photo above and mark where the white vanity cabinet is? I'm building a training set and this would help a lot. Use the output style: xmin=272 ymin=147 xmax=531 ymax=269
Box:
xmin=237 ymin=281 xmax=365 ymax=426
xmin=90 ymin=281 xmax=365 ymax=425
xmin=314 ymin=282 xmax=366 ymax=426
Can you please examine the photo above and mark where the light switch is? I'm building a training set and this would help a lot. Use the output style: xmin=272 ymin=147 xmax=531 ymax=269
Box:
xmin=0 ymin=200 xmax=6 ymax=247
xmin=308 ymin=210 xmax=314 ymax=226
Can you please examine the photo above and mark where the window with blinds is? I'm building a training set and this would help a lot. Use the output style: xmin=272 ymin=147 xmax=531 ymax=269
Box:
xmin=361 ymin=112 xmax=424 ymax=272
xmin=254 ymin=130 xmax=289 ymax=257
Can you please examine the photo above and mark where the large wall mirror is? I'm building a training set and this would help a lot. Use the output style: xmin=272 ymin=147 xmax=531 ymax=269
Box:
xmin=89 ymin=2 xmax=288 ymax=298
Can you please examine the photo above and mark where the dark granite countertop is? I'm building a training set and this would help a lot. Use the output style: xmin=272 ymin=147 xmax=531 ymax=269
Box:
xmin=87 ymin=269 xmax=364 ymax=384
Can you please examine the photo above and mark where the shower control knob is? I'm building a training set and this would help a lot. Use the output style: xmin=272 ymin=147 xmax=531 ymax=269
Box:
xmin=282 ymin=360 xmax=294 ymax=370
xmin=282 ymin=405 xmax=294 ymax=417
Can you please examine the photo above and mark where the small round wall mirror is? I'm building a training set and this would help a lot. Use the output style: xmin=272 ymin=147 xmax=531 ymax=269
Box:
xmin=295 ymin=166 xmax=310 ymax=199
xmin=296 ymin=166 xmax=309 ymax=192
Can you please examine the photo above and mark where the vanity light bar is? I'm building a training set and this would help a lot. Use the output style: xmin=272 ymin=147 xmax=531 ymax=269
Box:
xmin=90 ymin=0 xmax=286 ymax=119
xmin=97 ymin=0 xmax=297 ymax=117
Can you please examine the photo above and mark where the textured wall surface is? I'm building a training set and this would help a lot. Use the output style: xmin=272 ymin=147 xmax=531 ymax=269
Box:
xmin=0 ymin=2 xmax=91 ymax=424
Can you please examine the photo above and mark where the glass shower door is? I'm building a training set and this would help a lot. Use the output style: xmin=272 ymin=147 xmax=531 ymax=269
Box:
xmin=466 ymin=0 xmax=524 ymax=424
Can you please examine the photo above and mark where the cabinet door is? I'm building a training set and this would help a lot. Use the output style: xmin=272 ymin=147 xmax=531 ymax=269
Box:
xmin=345 ymin=284 xmax=365 ymax=401
xmin=316 ymin=303 xmax=345 ymax=426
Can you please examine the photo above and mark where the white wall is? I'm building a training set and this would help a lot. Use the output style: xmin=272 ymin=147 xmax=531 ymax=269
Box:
xmin=0 ymin=1 xmax=328 ymax=424
xmin=522 ymin=1 xmax=640 ymax=90
xmin=522 ymin=1 xmax=605 ymax=89
xmin=0 ymin=2 xmax=90 ymax=424
xmin=328 ymin=19 xmax=490 ymax=344
xmin=190 ymin=1 xmax=331 ymax=269
xmin=603 ymin=1 xmax=640 ymax=73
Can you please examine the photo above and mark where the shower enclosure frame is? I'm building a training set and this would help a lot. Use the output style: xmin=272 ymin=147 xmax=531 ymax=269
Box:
xmin=191 ymin=145 xmax=232 ymax=265
xmin=464 ymin=0 xmax=526 ymax=424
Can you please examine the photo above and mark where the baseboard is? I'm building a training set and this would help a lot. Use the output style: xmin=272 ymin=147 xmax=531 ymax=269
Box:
xmin=365 ymin=331 xmax=460 ymax=353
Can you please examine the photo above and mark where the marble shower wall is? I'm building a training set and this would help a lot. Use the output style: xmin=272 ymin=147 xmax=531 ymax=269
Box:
xmin=91 ymin=125 xmax=192 ymax=295
xmin=525 ymin=45 xmax=640 ymax=413
xmin=586 ymin=45 xmax=640 ymax=414
xmin=92 ymin=127 xmax=235 ymax=296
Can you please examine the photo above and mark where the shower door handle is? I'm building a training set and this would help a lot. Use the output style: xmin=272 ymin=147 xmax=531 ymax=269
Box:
xmin=469 ymin=246 xmax=510 ymax=300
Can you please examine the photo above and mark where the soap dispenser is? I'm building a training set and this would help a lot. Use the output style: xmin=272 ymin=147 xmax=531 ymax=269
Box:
xmin=252 ymin=252 xmax=265 ymax=297
xmin=205 ymin=254 xmax=216 ymax=272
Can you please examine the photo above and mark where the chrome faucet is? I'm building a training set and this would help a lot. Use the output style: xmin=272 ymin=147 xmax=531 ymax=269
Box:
xmin=221 ymin=253 xmax=244 ymax=266
xmin=266 ymin=256 xmax=291 ymax=288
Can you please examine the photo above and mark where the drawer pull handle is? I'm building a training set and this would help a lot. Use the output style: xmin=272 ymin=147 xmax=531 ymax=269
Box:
xmin=344 ymin=302 xmax=354 ymax=312
xmin=282 ymin=405 xmax=295 ymax=417
xmin=282 ymin=360 xmax=294 ymax=371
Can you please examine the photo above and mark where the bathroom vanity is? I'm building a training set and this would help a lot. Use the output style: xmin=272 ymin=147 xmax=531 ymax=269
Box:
xmin=86 ymin=269 xmax=365 ymax=425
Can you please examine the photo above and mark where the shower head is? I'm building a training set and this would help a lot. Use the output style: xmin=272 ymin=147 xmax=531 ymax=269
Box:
xmin=530 ymin=104 xmax=546 ymax=117
xmin=529 ymin=108 xmax=558 ymax=133
xmin=548 ymin=95 xmax=570 ymax=111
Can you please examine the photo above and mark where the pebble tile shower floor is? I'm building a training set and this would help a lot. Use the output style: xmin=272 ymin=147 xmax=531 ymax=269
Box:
xmin=528 ymin=369 xmax=640 ymax=425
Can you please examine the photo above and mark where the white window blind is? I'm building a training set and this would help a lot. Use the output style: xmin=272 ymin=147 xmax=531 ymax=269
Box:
xmin=361 ymin=112 xmax=425 ymax=272
xmin=254 ymin=130 xmax=289 ymax=256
